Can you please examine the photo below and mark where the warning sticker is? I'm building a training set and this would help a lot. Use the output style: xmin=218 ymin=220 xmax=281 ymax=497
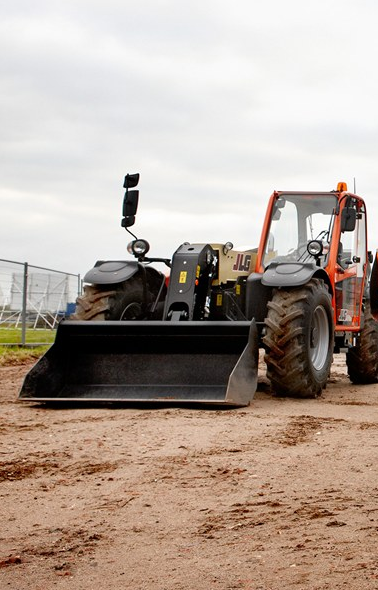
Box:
xmin=179 ymin=271 xmax=187 ymax=284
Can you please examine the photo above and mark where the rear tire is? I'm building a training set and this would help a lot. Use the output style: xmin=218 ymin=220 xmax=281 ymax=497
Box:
xmin=346 ymin=301 xmax=378 ymax=384
xmin=263 ymin=278 xmax=334 ymax=397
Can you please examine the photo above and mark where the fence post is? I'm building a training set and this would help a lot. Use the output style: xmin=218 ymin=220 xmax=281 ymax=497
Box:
xmin=21 ymin=262 xmax=28 ymax=346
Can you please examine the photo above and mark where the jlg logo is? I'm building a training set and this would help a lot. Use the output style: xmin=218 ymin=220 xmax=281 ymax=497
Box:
xmin=232 ymin=253 xmax=251 ymax=272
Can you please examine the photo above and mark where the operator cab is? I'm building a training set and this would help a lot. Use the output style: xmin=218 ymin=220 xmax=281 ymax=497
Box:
xmin=262 ymin=192 xmax=338 ymax=269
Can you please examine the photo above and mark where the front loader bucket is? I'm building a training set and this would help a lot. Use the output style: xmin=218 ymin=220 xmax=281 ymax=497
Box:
xmin=19 ymin=319 xmax=259 ymax=407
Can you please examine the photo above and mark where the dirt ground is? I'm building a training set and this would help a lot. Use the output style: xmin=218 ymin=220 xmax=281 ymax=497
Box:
xmin=1 ymin=355 xmax=378 ymax=590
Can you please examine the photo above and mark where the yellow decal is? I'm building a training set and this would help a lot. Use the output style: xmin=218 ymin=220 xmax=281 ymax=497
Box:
xmin=216 ymin=294 xmax=223 ymax=306
xmin=196 ymin=265 xmax=201 ymax=278
xmin=236 ymin=285 xmax=241 ymax=295
xmin=179 ymin=271 xmax=187 ymax=284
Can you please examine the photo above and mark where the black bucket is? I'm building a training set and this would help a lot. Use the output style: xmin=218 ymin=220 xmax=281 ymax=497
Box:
xmin=19 ymin=319 xmax=258 ymax=406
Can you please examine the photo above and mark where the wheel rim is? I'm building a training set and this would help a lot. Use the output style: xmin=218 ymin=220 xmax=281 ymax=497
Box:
xmin=310 ymin=305 xmax=329 ymax=370
xmin=120 ymin=302 xmax=143 ymax=320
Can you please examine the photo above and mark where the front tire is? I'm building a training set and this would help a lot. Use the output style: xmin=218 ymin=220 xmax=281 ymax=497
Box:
xmin=72 ymin=268 xmax=166 ymax=321
xmin=263 ymin=278 xmax=334 ymax=397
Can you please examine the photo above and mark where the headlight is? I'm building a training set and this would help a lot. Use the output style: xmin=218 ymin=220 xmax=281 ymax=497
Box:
xmin=127 ymin=239 xmax=150 ymax=257
xmin=223 ymin=241 xmax=234 ymax=255
xmin=307 ymin=240 xmax=323 ymax=257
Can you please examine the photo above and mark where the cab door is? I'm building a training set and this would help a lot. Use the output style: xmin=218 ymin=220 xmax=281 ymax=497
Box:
xmin=335 ymin=198 xmax=367 ymax=329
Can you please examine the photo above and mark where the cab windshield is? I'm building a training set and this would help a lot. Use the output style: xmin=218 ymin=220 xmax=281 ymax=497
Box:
xmin=262 ymin=193 xmax=338 ymax=268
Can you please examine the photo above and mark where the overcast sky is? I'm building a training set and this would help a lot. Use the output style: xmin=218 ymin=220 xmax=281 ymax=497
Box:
xmin=1 ymin=0 xmax=378 ymax=276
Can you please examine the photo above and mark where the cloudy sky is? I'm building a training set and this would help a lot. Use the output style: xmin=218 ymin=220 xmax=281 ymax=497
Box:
xmin=1 ymin=0 xmax=378 ymax=276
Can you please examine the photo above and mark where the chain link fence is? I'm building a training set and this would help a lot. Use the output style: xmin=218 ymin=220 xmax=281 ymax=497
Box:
xmin=0 ymin=259 xmax=81 ymax=346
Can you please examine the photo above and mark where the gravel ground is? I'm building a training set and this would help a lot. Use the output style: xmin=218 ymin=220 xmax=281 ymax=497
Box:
xmin=1 ymin=355 xmax=378 ymax=589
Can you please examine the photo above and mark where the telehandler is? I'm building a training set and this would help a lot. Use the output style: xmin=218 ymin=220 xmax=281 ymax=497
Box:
xmin=19 ymin=176 xmax=378 ymax=406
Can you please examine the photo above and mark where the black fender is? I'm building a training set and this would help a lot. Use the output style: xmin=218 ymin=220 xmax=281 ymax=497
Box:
xmin=84 ymin=260 xmax=139 ymax=285
xmin=262 ymin=262 xmax=331 ymax=291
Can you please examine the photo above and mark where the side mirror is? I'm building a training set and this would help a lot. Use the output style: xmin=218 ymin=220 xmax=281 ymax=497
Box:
xmin=122 ymin=173 xmax=140 ymax=228
xmin=123 ymin=173 xmax=140 ymax=189
xmin=341 ymin=206 xmax=356 ymax=232
xmin=123 ymin=189 xmax=139 ymax=217
xmin=121 ymin=215 xmax=135 ymax=228
xmin=272 ymin=199 xmax=284 ymax=220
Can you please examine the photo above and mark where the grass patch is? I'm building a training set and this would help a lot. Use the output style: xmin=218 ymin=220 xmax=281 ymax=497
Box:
xmin=0 ymin=345 xmax=50 ymax=366
xmin=0 ymin=327 xmax=56 ymax=345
